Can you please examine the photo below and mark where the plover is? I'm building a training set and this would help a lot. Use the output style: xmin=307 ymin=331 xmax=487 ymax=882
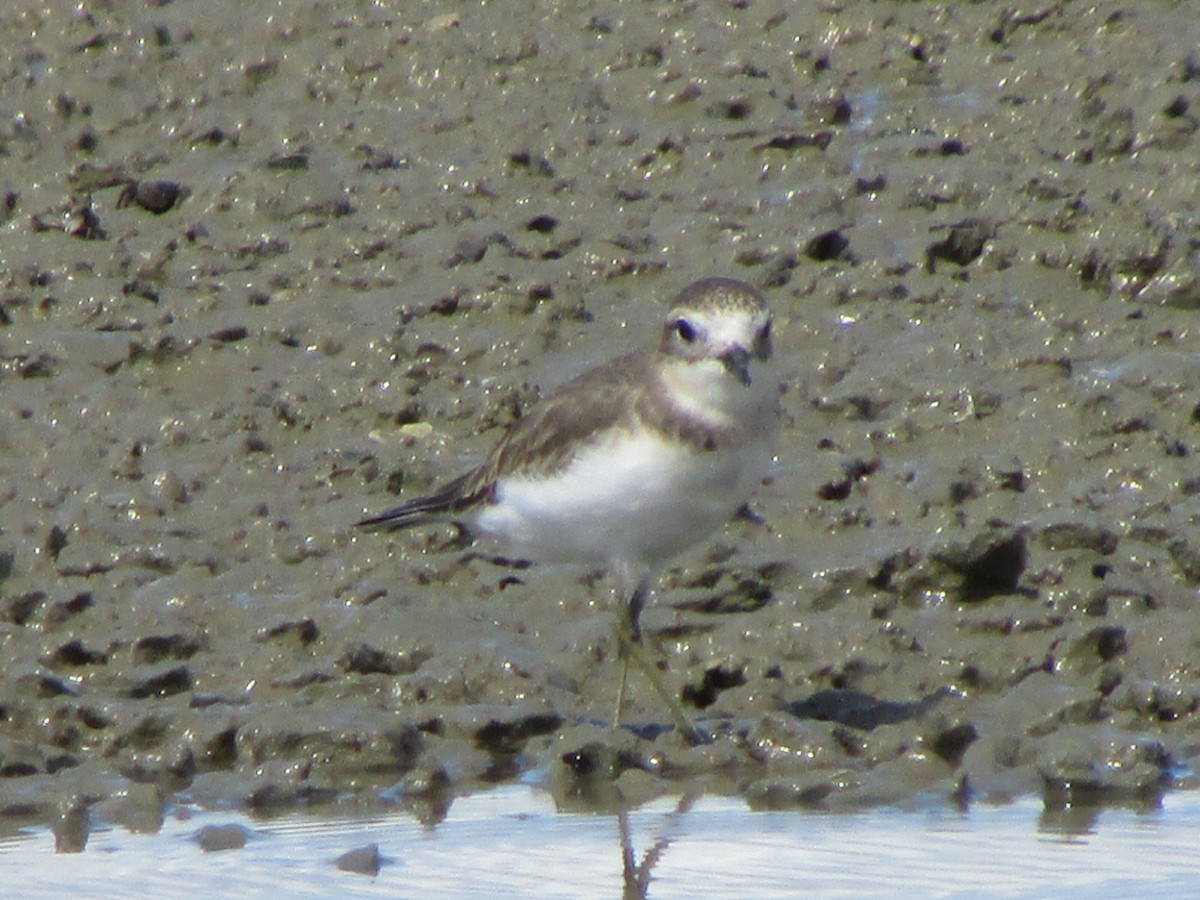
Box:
xmin=358 ymin=276 xmax=779 ymax=739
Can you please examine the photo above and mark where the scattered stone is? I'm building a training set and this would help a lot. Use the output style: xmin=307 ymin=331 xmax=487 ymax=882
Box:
xmin=45 ymin=638 xmax=108 ymax=667
xmin=336 ymin=843 xmax=383 ymax=876
xmin=804 ymin=229 xmax=851 ymax=262
xmin=3 ymin=591 xmax=46 ymax=625
xmin=928 ymin=723 xmax=979 ymax=765
xmin=925 ymin=217 xmax=993 ymax=271
xmin=255 ymin=618 xmax=319 ymax=645
xmin=337 ymin=644 xmax=428 ymax=676
xmin=132 ymin=634 xmax=202 ymax=664
xmin=474 ymin=714 xmax=562 ymax=754
xmin=209 ymin=325 xmax=249 ymax=343
xmin=786 ymin=688 xmax=949 ymax=731
xmin=681 ymin=663 xmax=746 ymax=709
xmin=934 ymin=528 xmax=1028 ymax=600
xmin=44 ymin=525 xmax=68 ymax=560
xmin=195 ymin=823 xmax=251 ymax=852
xmin=128 ymin=665 xmax=192 ymax=699
xmin=116 ymin=179 xmax=187 ymax=213
xmin=265 ymin=153 xmax=308 ymax=170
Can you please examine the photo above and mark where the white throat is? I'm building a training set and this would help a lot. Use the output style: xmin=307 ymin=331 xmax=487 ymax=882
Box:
xmin=657 ymin=356 xmax=765 ymax=430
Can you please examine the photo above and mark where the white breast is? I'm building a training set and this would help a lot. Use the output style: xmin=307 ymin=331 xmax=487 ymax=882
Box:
xmin=472 ymin=424 xmax=771 ymax=573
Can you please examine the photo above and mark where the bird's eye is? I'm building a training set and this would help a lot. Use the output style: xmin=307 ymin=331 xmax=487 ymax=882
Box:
xmin=674 ymin=319 xmax=698 ymax=343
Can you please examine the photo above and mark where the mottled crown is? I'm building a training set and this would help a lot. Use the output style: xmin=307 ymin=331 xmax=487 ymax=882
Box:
xmin=667 ymin=277 xmax=768 ymax=316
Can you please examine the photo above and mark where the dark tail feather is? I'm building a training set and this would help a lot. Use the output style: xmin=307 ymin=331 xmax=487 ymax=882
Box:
xmin=355 ymin=472 xmax=478 ymax=531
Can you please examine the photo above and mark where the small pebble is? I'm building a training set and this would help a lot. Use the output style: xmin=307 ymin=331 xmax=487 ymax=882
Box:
xmin=336 ymin=843 xmax=382 ymax=876
xmin=196 ymin=823 xmax=251 ymax=852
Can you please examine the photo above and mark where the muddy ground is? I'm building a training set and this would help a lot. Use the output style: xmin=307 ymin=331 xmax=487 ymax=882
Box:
xmin=3 ymin=0 xmax=1200 ymax=841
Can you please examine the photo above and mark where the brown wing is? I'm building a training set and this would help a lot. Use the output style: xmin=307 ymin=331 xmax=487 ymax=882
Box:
xmin=461 ymin=350 xmax=650 ymax=491
xmin=356 ymin=351 xmax=650 ymax=530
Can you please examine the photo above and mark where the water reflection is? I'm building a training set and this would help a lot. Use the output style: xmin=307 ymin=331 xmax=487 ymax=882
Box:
xmin=3 ymin=785 xmax=1200 ymax=898
xmin=1039 ymin=783 xmax=1164 ymax=837
xmin=619 ymin=792 xmax=698 ymax=900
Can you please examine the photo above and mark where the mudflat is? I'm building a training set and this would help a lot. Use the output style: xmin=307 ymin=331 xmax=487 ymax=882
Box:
xmin=2 ymin=1 xmax=1199 ymax=835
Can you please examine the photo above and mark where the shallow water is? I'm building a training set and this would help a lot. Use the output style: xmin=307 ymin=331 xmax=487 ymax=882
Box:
xmin=2 ymin=784 xmax=1197 ymax=899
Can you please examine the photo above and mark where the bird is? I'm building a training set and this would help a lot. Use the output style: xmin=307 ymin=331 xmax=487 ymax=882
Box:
xmin=357 ymin=276 xmax=779 ymax=741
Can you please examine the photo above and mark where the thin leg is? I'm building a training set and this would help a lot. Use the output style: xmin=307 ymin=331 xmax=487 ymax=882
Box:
xmin=611 ymin=576 xmax=645 ymax=734
xmin=611 ymin=575 xmax=704 ymax=745
xmin=613 ymin=639 xmax=632 ymax=731
xmin=627 ymin=575 xmax=648 ymax=644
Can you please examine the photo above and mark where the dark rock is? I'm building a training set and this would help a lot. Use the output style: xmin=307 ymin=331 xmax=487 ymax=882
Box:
xmin=682 ymin=663 xmax=746 ymax=709
xmin=116 ymin=180 xmax=187 ymax=214
xmin=474 ymin=714 xmax=562 ymax=754
xmin=132 ymin=634 xmax=202 ymax=664
xmin=336 ymin=843 xmax=383 ymax=876
xmin=45 ymin=639 xmax=108 ymax=667
xmin=929 ymin=723 xmax=979 ymax=765
xmin=3 ymin=591 xmax=46 ymax=625
xmin=804 ymin=229 xmax=851 ymax=262
xmin=255 ymin=618 xmax=319 ymax=645
xmin=785 ymin=688 xmax=949 ymax=730
xmin=925 ymin=218 xmax=993 ymax=271
xmin=195 ymin=822 xmax=251 ymax=852
xmin=337 ymin=643 xmax=427 ymax=676
xmin=935 ymin=528 xmax=1028 ymax=600
xmin=128 ymin=665 xmax=192 ymax=699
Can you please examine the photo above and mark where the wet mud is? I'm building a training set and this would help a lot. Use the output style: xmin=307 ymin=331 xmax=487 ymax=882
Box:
xmin=2 ymin=1 xmax=1200 ymax=839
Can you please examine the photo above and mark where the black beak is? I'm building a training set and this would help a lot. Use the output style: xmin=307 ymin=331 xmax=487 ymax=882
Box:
xmin=719 ymin=345 xmax=753 ymax=386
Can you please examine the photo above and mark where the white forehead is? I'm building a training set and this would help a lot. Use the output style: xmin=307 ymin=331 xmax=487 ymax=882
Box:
xmin=671 ymin=304 xmax=766 ymax=347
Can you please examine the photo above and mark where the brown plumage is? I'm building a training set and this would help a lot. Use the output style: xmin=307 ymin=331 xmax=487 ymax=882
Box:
xmin=357 ymin=277 xmax=766 ymax=532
